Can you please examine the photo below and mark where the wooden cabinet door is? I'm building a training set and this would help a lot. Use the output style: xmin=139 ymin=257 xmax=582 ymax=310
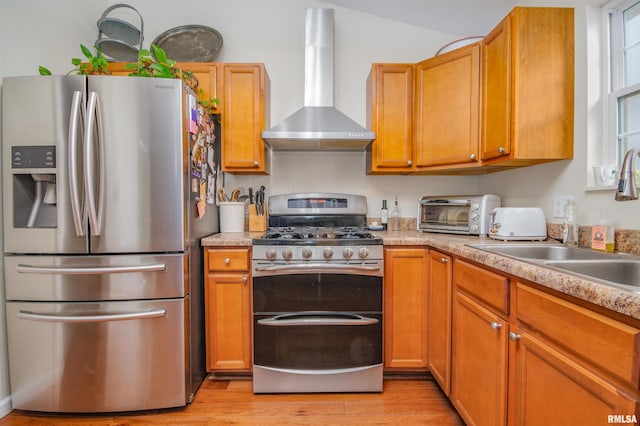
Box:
xmin=221 ymin=64 xmax=270 ymax=174
xmin=205 ymin=248 xmax=252 ymax=371
xmin=481 ymin=13 xmax=512 ymax=161
xmin=451 ymin=291 xmax=508 ymax=426
xmin=510 ymin=328 xmax=638 ymax=426
xmin=427 ymin=250 xmax=452 ymax=395
xmin=366 ymin=64 xmax=414 ymax=174
xmin=383 ymin=247 xmax=428 ymax=369
xmin=414 ymin=43 xmax=481 ymax=168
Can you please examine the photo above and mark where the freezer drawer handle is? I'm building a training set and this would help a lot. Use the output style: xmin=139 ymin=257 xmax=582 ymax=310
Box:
xmin=15 ymin=263 xmax=167 ymax=275
xmin=257 ymin=311 xmax=379 ymax=327
xmin=17 ymin=308 xmax=166 ymax=323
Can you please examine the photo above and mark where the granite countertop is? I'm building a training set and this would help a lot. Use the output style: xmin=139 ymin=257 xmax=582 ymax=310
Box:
xmin=202 ymin=230 xmax=640 ymax=321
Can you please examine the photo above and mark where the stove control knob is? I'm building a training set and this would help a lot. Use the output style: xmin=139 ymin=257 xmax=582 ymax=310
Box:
xmin=358 ymin=247 xmax=369 ymax=259
xmin=281 ymin=248 xmax=293 ymax=261
xmin=323 ymin=247 xmax=334 ymax=259
xmin=343 ymin=247 xmax=354 ymax=259
xmin=266 ymin=249 xmax=277 ymax=261
xmin=302 ymin=247 xmax=313 ymax=259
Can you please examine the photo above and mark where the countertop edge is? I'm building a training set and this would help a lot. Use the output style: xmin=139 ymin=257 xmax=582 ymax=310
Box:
xmin=202 ymin=231 xmax=640 ymax=321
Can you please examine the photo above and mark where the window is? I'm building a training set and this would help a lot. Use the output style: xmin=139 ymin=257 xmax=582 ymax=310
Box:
xmin=605 ymin=0 xmax=640 ymax=167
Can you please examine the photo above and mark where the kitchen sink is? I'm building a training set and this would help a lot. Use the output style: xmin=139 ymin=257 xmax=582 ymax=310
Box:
xmin=544 ymin=260 xmax=640 ymax=291
xmin=467 ymin=243 xmax=640 ymax=293
xmin=467 ymin=244 xmax=617 ymax=262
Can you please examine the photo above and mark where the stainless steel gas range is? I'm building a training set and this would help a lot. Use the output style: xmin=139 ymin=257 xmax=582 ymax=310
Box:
xmin=251 ymin=193 xmax=383 ymax=393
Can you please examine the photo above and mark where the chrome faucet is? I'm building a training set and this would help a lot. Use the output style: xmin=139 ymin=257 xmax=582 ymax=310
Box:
xmin=615 ymin=148 xmax=639 ymax=201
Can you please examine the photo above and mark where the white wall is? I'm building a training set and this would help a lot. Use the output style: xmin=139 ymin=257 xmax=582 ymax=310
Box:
xmin=0 ymin=0 xmax=636 ymax=416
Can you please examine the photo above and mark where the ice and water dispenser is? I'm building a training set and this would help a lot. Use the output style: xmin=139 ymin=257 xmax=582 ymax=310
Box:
xmin=11 ymin=145 xmax=57 ymax=228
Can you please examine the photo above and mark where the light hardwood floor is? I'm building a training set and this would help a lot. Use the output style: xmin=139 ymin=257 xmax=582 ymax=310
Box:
xmin=0 ymin=376 xmax=464 ymax=425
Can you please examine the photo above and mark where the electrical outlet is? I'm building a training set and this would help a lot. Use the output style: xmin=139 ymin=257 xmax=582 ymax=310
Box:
xmin=553 ymin=196 xmax=572 ymax=218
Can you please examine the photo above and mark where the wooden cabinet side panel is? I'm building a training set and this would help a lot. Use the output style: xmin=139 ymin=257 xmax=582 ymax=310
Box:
xmin=384 ymin=248 xmax=428 ymax=369
xmin=414 ymin=44 xmax=480 ymax=167
xmin=427 ymin=250 xmax=452 ymax=395
xmin=512 ymin=330 xmax=638 ymax=426
xmin=451 ymin=291 xmax=508 ymax=426
xmin=512 ymin=7 xmax=574 ymax=160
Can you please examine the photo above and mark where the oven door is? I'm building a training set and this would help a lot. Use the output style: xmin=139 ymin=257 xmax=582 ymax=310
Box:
xmin=252 ymin=273 xmax=383 ymax=393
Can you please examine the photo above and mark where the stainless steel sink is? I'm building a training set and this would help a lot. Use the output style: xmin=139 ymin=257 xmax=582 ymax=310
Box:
xmin=467 ymin=243 xmax=640 ymax=293
xmin=545 ymin=260 xmax=640 ymax=291
xmin=467 ymin=244 xmax=617 ymax=262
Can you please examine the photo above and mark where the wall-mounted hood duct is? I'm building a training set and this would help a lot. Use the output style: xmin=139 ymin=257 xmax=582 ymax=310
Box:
xmin=261 ymin=8 xmax=375 ymax=151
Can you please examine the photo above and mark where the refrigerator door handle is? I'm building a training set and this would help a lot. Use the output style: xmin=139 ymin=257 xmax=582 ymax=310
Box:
xmin=17 ymin=308 xmax=167 ymax=323
xmin=68 ymin=90 xmax=86 ymax=236
xmin=15 ymin=263 xmax=167 ymax=275
xmin=84 ymin=91 xmax=106 ymax=236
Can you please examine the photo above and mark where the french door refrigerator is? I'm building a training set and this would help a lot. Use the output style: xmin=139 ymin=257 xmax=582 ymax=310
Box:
xmin=1 ymin=75 xmax=219 ymax=412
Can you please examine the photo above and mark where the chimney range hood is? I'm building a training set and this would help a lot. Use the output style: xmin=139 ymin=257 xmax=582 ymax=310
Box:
xmin=261 ymin=8 xmax=375 ymax=151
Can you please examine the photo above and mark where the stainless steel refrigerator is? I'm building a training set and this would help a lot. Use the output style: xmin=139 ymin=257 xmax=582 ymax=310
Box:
xmin=1 ymin=75 xmax=219 ymax=412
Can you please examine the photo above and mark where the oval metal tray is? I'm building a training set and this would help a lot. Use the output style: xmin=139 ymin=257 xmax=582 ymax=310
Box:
xmin=152 ymin=25 xmax=223 ymax=62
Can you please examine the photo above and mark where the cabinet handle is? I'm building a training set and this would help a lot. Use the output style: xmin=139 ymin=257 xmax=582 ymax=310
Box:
xmin=509 ymin=331 xmax=521 ymax=341
xmin=242 ymin=276 xmax=248 ymax=284
xmin=490 ymin=321 xmax=502 ymax=330
xmin=440 ymin=257 xmax=448 ymax=264
xmin=253 ymin=160 xmax=260 ymax=167
xmin=469 ymin=153 xmax=476 ymax=160
xmin=498 ymin=146 xmax=505 ymax=154
xmin=407 ymin=160 xmax=412 ymax=166
xmin=224 ymin=258 xmax=231 ymax=265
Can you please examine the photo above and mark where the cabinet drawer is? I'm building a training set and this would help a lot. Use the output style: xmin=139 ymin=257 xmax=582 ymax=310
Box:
xmin=207 ymin=248 xmax=250 ymax=272
xmin=516 ymin=283 xmax=640 ymax=388
xmin=453 ymin=259 xmax=509 ymax=316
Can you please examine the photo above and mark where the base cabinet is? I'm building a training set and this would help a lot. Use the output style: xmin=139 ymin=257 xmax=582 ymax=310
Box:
xmin=451 ymin=259 xmax=509 ymax=426
xmin=204 ymin=248 xmax=252 ymax=371
xmin=511 ymin=329 xmax=638 ymax=426
xmin=383 ymin=247 xmax=428 ymax=369
xmin=427 ymin=249 xmax=452 ymax=395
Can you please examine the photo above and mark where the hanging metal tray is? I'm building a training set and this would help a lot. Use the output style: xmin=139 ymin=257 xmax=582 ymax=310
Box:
xmin=152 ymin=25 xmax=223 ymax=62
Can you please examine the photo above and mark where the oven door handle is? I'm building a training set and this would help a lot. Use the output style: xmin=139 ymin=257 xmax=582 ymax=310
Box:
xmin=254 ymin=263 xmax=381 ymax=273
xmin=257 ymin=311 xmax=379 ymax=327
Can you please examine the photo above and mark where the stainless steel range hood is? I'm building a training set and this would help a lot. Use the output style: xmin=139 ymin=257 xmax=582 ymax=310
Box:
xmin=262 ymin=8 xmax=375 ymax=151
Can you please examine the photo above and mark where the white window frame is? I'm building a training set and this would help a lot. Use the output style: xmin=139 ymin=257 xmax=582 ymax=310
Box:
xmin=603 ymin=0 xmax=640 ymax=168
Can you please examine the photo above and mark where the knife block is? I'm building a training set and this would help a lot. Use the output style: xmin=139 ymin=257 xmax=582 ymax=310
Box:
xmin=248 ymin=204 xmax=267 ymax=232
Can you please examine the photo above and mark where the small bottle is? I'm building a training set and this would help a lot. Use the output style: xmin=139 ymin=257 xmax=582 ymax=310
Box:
xmin=381 ymin=200 xmax=388 ymax=230
xmin=562 ymin=198 xmax=578 ymax=246
xmin=600 ymin=213 xmax=615 ymax=253
xmin=389 ymin=196 xmax=401 ymax=231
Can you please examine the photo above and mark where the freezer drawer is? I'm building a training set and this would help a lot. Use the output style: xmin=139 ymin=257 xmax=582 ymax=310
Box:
xmin=6 ymin=298 xmax=189 ymax=412
xmin=4 ymin=253 xmax=188 ymax=301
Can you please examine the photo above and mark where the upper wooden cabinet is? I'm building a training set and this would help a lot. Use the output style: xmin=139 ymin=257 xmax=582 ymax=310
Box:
xmin=366 ymin=64 xmax=414 ymax=174
xmin=481 ymin=7 xmax=574 ymax=166
xmin=107 ymin=62 xmax=270 ymax=175
xmin=221 ymin=63 xmax=271 ymax=174
xmin=414 ymin=43 xmax=481 ymax=171
xmin=366 ymin=6 xmax=574 ymax=175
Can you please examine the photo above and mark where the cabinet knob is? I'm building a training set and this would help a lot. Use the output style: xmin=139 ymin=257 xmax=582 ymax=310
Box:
xmin=224 ymin=258 xmax=231 ymax=265
xmin=407 ymin=160 xmax=412 ymax=166
xmin=469 ymin=153 xmax=476 ymax=160
xmin=490 ymin=321 xmax=502 ymax=330
xmin=498 ymin=146 xmax=505 ymax=154
xmin=242 ymin=276 xmax=248 ymax=284
xmin=440 ymin=257 xmax=448 ymax=264
xmin=253 ymin=160 xmax=260 ymax=167
xmin=508 ymin=331 xmax=521 ymax=341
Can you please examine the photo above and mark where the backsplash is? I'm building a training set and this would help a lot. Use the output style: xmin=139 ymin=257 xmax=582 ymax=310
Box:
xmin=368 ymin=218 xmax=640 ymax=256
xmin=547 ymin=224 xmax=640 ymax=255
